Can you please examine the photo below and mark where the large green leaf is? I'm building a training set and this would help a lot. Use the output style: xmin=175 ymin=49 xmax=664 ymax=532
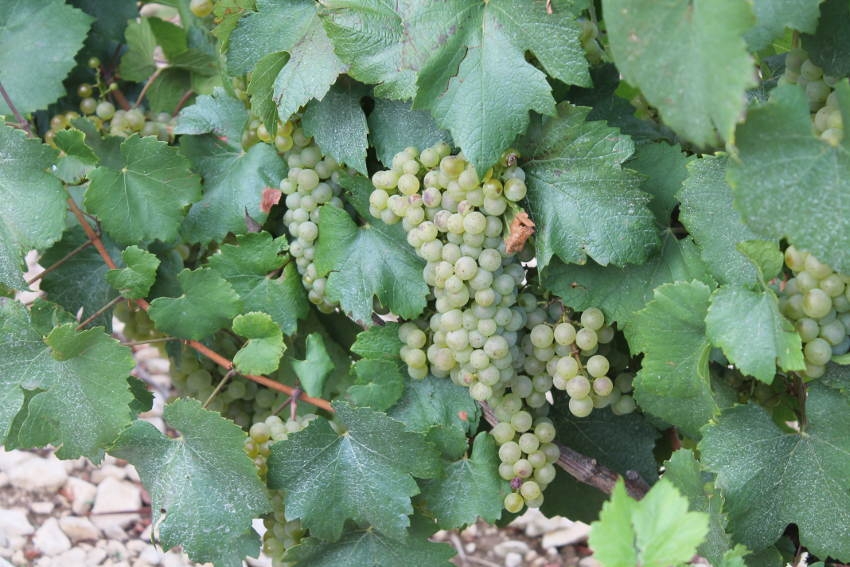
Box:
xmin=207 ymin=232 xmax=308 ymax=335
xmin=367 ymin=99 xmax=452 ymax=169
xmin=389 ymin=375 xmax=480 ymax=461
xmin=0 ymin=125 xmax=67 ymax=289
xmin=678 ymin=156 xmax=765 ymax=286
xmin=663 ymin=449 xmax=742 ymax=566
xmin=589 ymin=479 xmax=710 ymax=567
xmin=284 ymin=525 xmax=456 ymax=566
xmin=419 ymin=432 xmax=506 ymax=529
xmin=106 ymin=246 xmax=160 ymax=300
xmin=745 ymin=0 xmax=822 ymax=51
xmin=627 ymin=281 xmax=718 ymax=438
xmin=302 ymin=85 xmax=368 ymax=174
xmin=802 ymin=0 xmax=850 ymax=77
xmin=330 ymin=0 xmax=588 ymax=167
xmin=727 ymin=82 xmax=850 ymax=273
xmin=175 ymin=87 xmax=249 ymax=143
xmin=179 ymin=135 xmax=286 ymax=244
xmin=604 ymin=0 xmax=756 ymax=147
xmin=119 ymin=18 xmax=158 ymax=81
xmin=111 ymin=399 xmax=271 ymax=567
xmin=228 ymin=0 xmax=345 ymax=120
xmin=522 ymin=105 xmax=659 ymax=270
xmin=315 ymin=203 xmax=427 ymax=326
xmin=0 ymin=0 xmax=92 ymax=115
xmin=267 ymin=402 xmax=441 ymax=541
xmin=347 ymin=359 xmax=406 ymax=411
xmin=85 ymin=135 xmax=202 ymax=245
xmin=543 ymin=233 xmax=710 ymax=327
xmin=705 ymin=287 xmax=805 ymax=383
xmin=0 ymin=299 xmax=135 ymax=461
xmin=700 ymin=384 xmax=850 ymax=560
xmin=148 ymin=268 xmax=242 ymax=340
xmin=628 ymin=142 xmax=690 ymax=228
xmin=351 ymin=322 xmax=403 ymax=360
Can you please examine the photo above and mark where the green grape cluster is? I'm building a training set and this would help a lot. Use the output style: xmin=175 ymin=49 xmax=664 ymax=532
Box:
xmin=780 ymin=246 xmax=850 ymax=378
xmin=45 ymin=101 xmax=175 ymax=147
xmin=244 ymin=414 xmax=316 ymax=567
xmin=114 ymin=301 xmax=166 ymax=349
xmin=781 ymin=48 xmax=844 ymax=145
xmin=242 ymin=113 xmax=296 ymax=152
xmin=278 ymin=125 xmax=345 ymax=312
xmin=169 ymin=339 xmax=292 ymax=427
xmin=371 ymin=144 xmax=638 ymax=513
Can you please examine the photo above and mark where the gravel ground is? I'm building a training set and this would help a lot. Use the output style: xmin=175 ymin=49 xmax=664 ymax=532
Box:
xmin=0 ymin=297 xmax=598 ymax=566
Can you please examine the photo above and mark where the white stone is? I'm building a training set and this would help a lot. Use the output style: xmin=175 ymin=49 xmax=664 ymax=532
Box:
xmin=0 ymin=557 xmax=12 ymax=567
xmin=30 ymin=501 xmax=55 ymax=515
xmin=90 ymin=477 xmax=142 ymax=530
xmin=505 ymin=551 xmax=523 ymax=567
xmin=578 ymin=557 xmax=603 ymax=567
xmin=0 ymin=448 xmax=34 ymax=473
xmin=58 ymin=516 xmax=101 ymax=542
xmin=134 ymin=347 xmax=161 ymax=362
xmin=146 ymin=358 xmax=170 ymax=374
xmin=33 ymin=518 xmax=72 ymax=556
xmin=8 ymin=455 xmax=68 ymax=492
xmin=62 ymin=457 xmax=89 ymax=473
xmin=91 ymin=463 xmax=128 ymax=483
xmin=0 ymin=508 xmax=34 ymax=537
xmin=125 ymin=464 xmax=141 ymax=483
xmin=101 ymin=523 xmax=129 ymax=540
xmin=104 ymin=539 xmax=130 ymax=560
xmin=87 ymin=547 xmax=108 ymax=564
xmin=65 ymin=477 xmax=98 ymax=515
xmin=493 ymin=540 xmax=530 ymax=557
xmin=127 ymin=539 xmax=147 ymax=553
xmin=138 ymin=544 xmax=164 ymax=566
xmin=541 ymin=522 xmax=591 ymax=549
xmin=0 ymin=472 xmax=8 ymax=488
xmin=50 ymin=547 xmax=88 ymax=566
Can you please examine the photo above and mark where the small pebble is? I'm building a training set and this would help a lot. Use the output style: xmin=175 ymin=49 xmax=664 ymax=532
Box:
xmin=494 ymin=540 xmax=530 ymax=557
xmin=8 ymin=455 xmax=68 ymax=492
xmin=65 ymin=477 xmax=98 ymax=515
xmin=31 ymin=501 xmax=55 ymax=515
xmin=504 ymin=551 xmax=523 ymax=567
xmin=33 ymin=518 xmax=72 ymax=556
xmin=58 ymin=516 xmax=101 ymax=542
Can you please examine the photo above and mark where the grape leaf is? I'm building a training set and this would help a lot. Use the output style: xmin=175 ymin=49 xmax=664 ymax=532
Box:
xmin=228 ymin=0 xmax=345 ymax=120
xmin=40 ymin=226 xmax=121 ymax=330
xmin=736 ymin=240 xmax=784 ymax=282
xmin=85 ymin=135 xmax=202 ymax=246
xmin=179 ymin=135 xmax=286 ymax=244
xmin=226 ymin=0 xmax=314 ymax=74
xmin=604 ymin=0 xmax=756 ymax=147
xmin=705 ymin=287 xmax=805 ymax=383
xmin=207 ymin=232 xmax=308 ymax=335
xmin=663 ymin=449 xmax=740 ymax=566
xmin=232 ymin=312 xmax=284 ymax=375
xmin=521 ymin=105 xmax=659 ymax=270
xmin=727 ymin=82 xmax=850 ymax=273
xmin=628 ymin=142 xmax=690 ymax=228
xmin=745 ymin=0 xmax=822 ymax=51
xmin=148 ymin=268 xmax=242 ymax=340
xmin=175 ymin=87 xmax=249 ymax=143
xmin=589 ymin=478 xmax=710 ymax=567
xmin=627 ymin=281 xmax=718 ymax=438
xmin=0 ymin=0 xmax=92 ymax=115
xmin=106 ymin=246 xmax=160 ymax=300
xmin=413 ymin=0 xmax=589 ymax=173
xmin=543 ymin=233 xmax=711 ymax=327
xmin=119 ymin=18 xmax=158 ymax=82
xmin=284 ymin=526 xmax=455 ymax=567
xmin=678 ymin=156 xmax=764 ymax=286
xmin=419 ymin=432 xmax=507 ymax=529
xmin=111 ymin=399 xmax=271 ymax=566
xmin=0 ymin=299 xmax=135 ymax=461
xmin=315 ymin=204 xmax=427 ymax=326
xmin=0 ymin=125 xmax=67 ymax=289
xmin=351 ymin=322 xmax=403 ymax=360
xmin=266 ymin=402 xmax=441 ymax=541
xmin=302 ymin=85 xmax=368 ymax=174
xmin=147 ymin=17 xmax=218 ymax=76
xmin=69 ymin=0 xmax=136 ymax=42
xmin=292 ymin=333 xmax=334 ymax=399
xmin=367 ymin=99 xmax=452 ymax=168
xmin=700 ymin=384 xmax=850 ymax=560
xmin=52 ymin=128 xmax=99 ymax=184
xmin=802 ymin=0 xmax=850 ymax=77
xmin=247 ymin=52 xmax=288 ymax=136
xmin=347 ymin=359 xmax=406 ymax=411
xmin=389 ymin=375 xmax=480 ymax=460
xmin=552 ymin=407 xmax=660 ymax=483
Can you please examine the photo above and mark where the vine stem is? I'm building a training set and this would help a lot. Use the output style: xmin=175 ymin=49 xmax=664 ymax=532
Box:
xmin=27 ymin=240 xmax=94 ymax=285
xmin=66 ymin=195 xmax=335 ymax=414
xmin=480 ymin=402 xmax=650 ymax=500
xmin=133 ymin=67 xmax=164 ymax=109
xmin=0 ymin=80 xmax=32 ymax=136
xmin=77 ymin=296 xmax=124 ymax=330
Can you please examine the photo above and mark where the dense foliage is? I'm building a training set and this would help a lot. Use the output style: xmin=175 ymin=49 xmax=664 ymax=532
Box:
xmin=2 ymin=0 xmax=850 ymax=565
